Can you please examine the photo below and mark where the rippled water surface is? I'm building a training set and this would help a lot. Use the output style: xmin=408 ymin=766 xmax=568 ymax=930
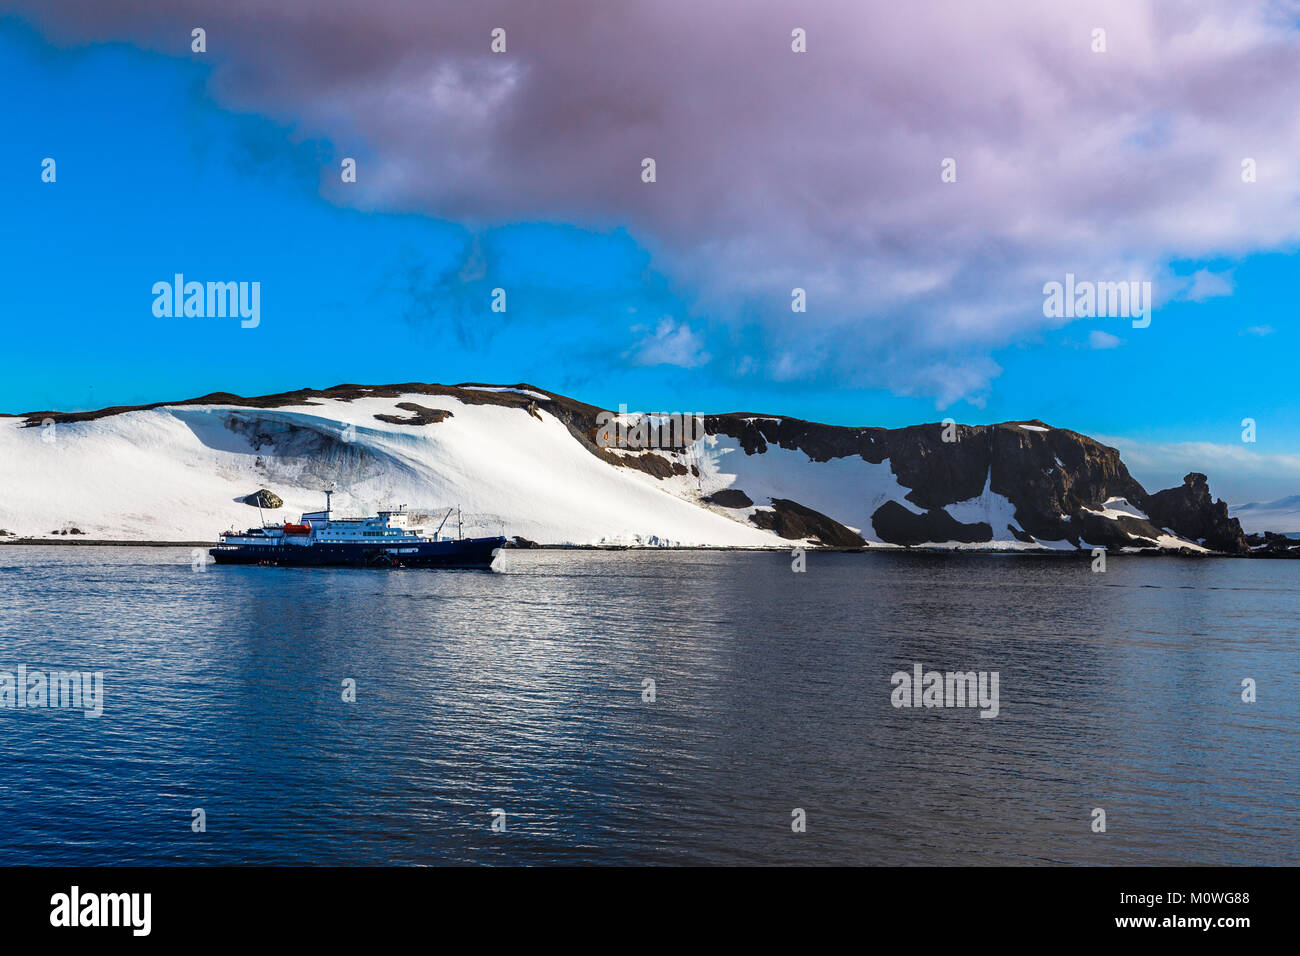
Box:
xmin=0 ymin=545 xmax=1296 ymax=865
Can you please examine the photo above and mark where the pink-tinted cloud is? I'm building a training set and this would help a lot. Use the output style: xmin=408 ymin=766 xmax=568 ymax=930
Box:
xmin=10 ymin=0 xmax=1300 ymax=403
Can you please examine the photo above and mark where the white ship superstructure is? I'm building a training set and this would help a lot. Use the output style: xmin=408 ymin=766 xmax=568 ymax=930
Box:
xmin=211 ymin=492 xmax=501 ymax=568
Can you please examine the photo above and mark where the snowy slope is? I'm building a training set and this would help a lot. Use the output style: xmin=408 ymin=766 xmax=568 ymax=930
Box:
xmin=1231 ymin=496 xmax=1300 ymax=534
xmin=0 ymin=393 xmax=779 ymax=546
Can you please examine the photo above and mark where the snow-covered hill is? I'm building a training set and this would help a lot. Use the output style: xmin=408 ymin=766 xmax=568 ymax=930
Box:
xmin=0 ymin=388 xmax=767 ymax=545
xmin=1231 ymin=496 xmax=1300 ymax=535
xmin=0 ymin=382 xmax=1252 ymax=551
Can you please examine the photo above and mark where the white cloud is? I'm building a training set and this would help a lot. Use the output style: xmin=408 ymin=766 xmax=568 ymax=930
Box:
xmin=1089 ymin=330 xmax=1123 ymax=349
xmin=626 ymin=318 xmax=710 ymax=369
xmin=1179 ymin=268 xmax=1235 ymax=302
xmin=1097 ymin=433 xmax=1300 ymax=504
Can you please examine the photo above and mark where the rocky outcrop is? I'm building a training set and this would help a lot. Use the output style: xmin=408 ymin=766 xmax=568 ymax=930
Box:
xmin=749 ymin=499 xmax=864 ymax=548
xmin=241 ymin=489 xmax=283 ymax=509
xmin=1071 ymin=510 xmax=1162 ymax=550
xmin=373 ymin=403 xmax=453 ymax=426
xmin=598 ymin=449 xmax=689 ymax=479
xmin=704 ymin=489 xmax=753 ymax=509
xmin=708 ymin=415 xmax=1143 ymax=545
xmin=1144 ymin=473 xmax=1249 ymax=554
xmin=704 ymin=414 xmax=1255 ymax=552
xmin=870 ymin=501 xmax=991 ymax=547
xmin=1245 ymin=532 xmax=1300 ymax=557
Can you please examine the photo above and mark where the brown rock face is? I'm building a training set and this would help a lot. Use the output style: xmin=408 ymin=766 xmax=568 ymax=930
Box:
xmin=704 ymin=414 xmax=1249 ymax=552
xmin=1144 ymin=473 xmax=1249 ymax=554
xmin=703 ymin=489 xmax=754 ymax=509
xmin=1245 ymin=532 xmax=1300 ymax=557
xmin=706 ymin=414 xmax=1151 ymax=547
xmin=748 ymin=499 xmax=864 ymax=548
xmin=869 ymin=501 xmax=991 ymax=547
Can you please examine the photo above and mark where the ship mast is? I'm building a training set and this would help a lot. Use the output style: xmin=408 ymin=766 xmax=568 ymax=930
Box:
xmin=433 ymin=506 xmax=454 ymax=539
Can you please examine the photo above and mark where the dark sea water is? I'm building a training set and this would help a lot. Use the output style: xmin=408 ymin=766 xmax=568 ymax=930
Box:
xmin=0 ymin=545 xmax=1295 ymax=866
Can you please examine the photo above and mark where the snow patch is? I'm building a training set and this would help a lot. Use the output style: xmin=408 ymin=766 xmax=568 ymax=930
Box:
xmin=1083 ymin=496 xmax=1149 ymax=521
xmin=461 ymin=386 xmax=550 ymax=401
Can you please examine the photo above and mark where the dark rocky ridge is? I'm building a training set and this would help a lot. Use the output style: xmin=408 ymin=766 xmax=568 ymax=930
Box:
xmin=749 ymin=499 xmax=864 ymax=548
xmin=13 ymin=382 xmax=559 ymax=427
xmin=1245 ymin=531 xmax=1300 ymax=557
xmin=702 ymin=413 xmax=1249 ymax=553
xmin=372 ymin=402 xmax=454 ymax=426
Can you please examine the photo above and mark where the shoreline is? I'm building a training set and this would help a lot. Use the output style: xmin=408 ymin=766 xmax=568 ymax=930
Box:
xmin=0 ymin=538 xmax=1257 ymax=556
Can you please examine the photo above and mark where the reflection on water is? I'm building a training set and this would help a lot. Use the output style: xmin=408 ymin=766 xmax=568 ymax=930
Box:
xmin=0 ymin=546 xmax=1296 ymax=864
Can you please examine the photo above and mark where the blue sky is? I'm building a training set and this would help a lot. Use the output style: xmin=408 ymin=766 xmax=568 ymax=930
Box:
xmin=2 ymin=12 xmax=1298 ymax=502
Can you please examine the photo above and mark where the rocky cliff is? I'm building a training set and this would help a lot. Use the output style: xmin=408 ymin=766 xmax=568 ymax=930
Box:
xmin=1145 ymin=473 xmax=1249 ymax=554
xmin=699 ymin=414 xmax=1250 ymax=553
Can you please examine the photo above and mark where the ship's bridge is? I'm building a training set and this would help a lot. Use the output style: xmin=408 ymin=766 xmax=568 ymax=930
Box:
xmin=304 ymin=510 xmax=426 ymax=543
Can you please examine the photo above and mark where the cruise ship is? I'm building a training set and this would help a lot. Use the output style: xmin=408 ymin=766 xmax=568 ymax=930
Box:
xmin=209 ymin=492 xmax=505 ymax=569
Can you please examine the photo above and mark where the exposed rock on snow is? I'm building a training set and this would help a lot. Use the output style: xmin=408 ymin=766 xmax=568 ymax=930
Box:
xmin=372 ymin=403 xmax=453 ymax=426
xmin=749 ymin=498 xmax=864 ymax=547
xmin=703 ymin=489 xmax=753 ymax=509
xmin=871 ymin=500 xmax=992 ymax=547
xmin=1245 ymin=531 xmax=1300 ymax=557
xmin=240 ymin=488 xmax=283 ymax=509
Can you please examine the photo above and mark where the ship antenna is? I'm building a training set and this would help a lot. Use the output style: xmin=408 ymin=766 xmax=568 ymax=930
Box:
xmin=324 ymin=488 xmax=333 ymax=516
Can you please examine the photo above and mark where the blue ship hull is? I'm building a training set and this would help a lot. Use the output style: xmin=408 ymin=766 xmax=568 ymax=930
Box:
xmin=210 ymin=535 xmax=505 ymax=569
